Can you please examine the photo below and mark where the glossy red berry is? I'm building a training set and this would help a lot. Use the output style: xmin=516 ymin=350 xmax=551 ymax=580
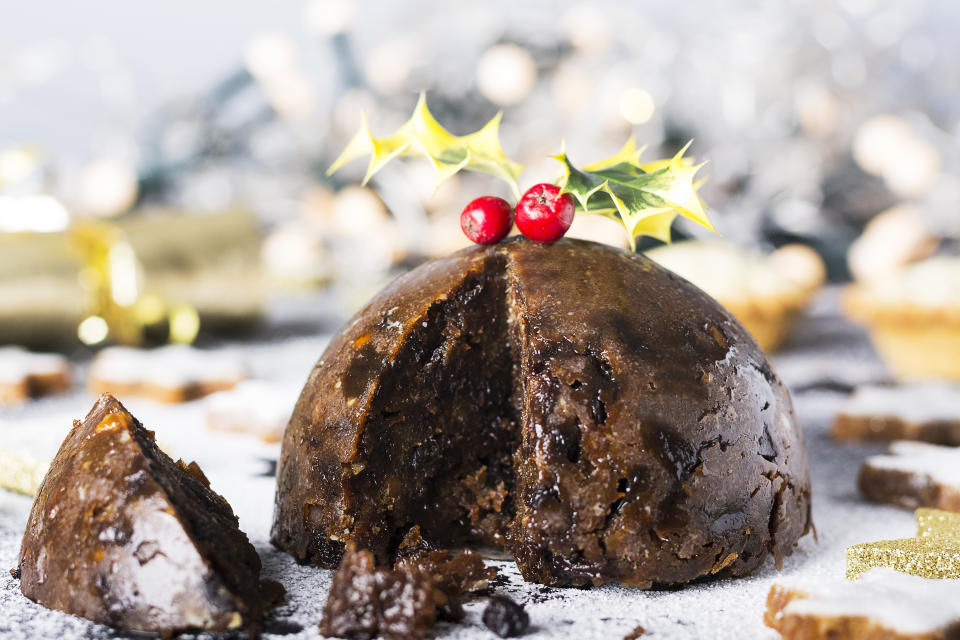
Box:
xmin=515 ymin=183 xmax=575 ymax=244
xmin=460 ymin=196 xmax=514 ymax=245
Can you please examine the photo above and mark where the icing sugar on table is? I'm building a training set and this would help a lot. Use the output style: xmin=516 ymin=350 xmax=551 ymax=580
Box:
xmin=0 ymin=309 xmax=937 ymax=639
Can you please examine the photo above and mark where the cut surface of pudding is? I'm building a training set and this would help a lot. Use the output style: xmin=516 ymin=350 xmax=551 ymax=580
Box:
xmin=272 ymin=238 xmax=812 ymax=586
xmin=18 ymin=394 xmax=281 ymax=633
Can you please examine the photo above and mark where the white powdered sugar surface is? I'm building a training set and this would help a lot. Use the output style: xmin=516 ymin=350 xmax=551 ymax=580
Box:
xmin=0 ymin=323 xmax=942 ymax=640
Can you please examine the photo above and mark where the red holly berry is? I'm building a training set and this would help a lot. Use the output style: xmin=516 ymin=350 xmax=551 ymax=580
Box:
xmin=515 ymin=183 xmax=575 ymax=244
xmin=460 ymin=196 xmax=514 ymax=245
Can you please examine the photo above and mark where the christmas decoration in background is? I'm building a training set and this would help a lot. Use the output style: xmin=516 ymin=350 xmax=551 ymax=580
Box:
xmin=1 ymin=0 xmax=959 ymax=346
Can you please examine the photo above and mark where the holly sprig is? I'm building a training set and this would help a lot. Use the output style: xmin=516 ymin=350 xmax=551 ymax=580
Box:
xmin=553 ymin=138 xmax=713 ymax=249
xmin=329 ymin=93 xmax=714 ymax=247
xmin=328 ymin=92 xmax=524 ymax=198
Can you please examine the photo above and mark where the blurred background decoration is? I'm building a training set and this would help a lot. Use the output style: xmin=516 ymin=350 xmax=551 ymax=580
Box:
xmin=1 ymin=0 xmax=958 ymax=353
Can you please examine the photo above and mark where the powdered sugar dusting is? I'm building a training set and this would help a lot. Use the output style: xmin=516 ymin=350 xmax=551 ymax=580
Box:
xmin=0 ymin=319 xmax=936 ymax=639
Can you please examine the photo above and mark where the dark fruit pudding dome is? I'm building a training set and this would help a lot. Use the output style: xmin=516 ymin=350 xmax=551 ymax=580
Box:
xmin=271 ymin=237 xmax=812 ymax=587
xmin=278 ymin=95 xmax=814 ymax=588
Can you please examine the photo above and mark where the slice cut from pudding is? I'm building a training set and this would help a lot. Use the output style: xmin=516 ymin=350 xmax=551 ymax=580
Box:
xmin=272 ymin=238 xmax=812 ymax=587
xmin=17 ymin=394 xmax=282 ymax=633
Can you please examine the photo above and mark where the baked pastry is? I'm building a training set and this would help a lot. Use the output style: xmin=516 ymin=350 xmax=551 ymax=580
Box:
xmin=17 ymin=394 xmax=282 ymax=633
xmin=832 ymin=383 xmax=960 ymax=444
xmin=844 ymin=256 xmax=960 ymax=381
xmin=272 ymin=237 xmax=812 ymax=587
xmin=0 ymin=346 xmax=70 ymax=404
xmin=859 ymin=441 xmax=960 ymax=511
xmin=765 ymin=568 xmax=960 ymax=640
xmin=89 ymin=345 xmax=245 ymax=403
xmin=847 ymin=204 xmax=939 ymax=284
xmin=646 ymin=240 xmax=825 ymax=352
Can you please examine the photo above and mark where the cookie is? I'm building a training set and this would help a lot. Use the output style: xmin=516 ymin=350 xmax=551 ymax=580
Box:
xmin=765 ymin=568 xmax=960 ymax=639
xmin=847 ymin=508 xmax=960 ymax=580
xmin=0 ymin=347 xmax=70 ymax=404
xmin=832 ymin=384 xmax=960 ymax=444
xmin=89 ymin=345 xmax=245 ymax=403
xmin=859 ymin=441 xmax=960 ymax=511
xmin=204 ymin=380 xmax=298 ymax=443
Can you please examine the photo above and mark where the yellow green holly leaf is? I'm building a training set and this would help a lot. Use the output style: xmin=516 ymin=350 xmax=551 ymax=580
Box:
xmin=328 ymin=92 xmax=524 ymax=197
xmin=554 ymin=138 xmax=715 ymax=249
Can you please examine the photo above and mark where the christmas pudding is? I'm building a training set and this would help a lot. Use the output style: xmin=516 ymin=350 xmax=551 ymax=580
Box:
xmin=272 ymin=237 xmax=812 ymax=586
xmin=273 ymin=95 xmax=812 ymax=587
xmin=17 ymin=394 xmax=282 ymax=633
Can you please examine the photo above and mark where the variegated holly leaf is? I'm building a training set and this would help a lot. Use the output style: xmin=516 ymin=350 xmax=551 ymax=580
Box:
xmin=554 ymin=138 xmax=714 ymax=249
xmin=328 ymin=92 xmax=524 ymax=197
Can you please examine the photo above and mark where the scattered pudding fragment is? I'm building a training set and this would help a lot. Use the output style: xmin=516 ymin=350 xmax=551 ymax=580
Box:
xmin=89 ymin=345 xmax=245 ymax=403
xmin=0 ymin=450 xmax=46 ymax=496
xmin=833 ymin=383 xmax=960 ymax=444
xmin=0 ymin=346 xmax=70 ymax=404
xmin=859 ymin=441 xmax=960 ymax=511
xmin=765 ymin=568 xmax=960 ymax=640
xmin=16 ymin=394 xmax=282 ymax=633
xmin=319 ymin=542 xmax=495 ymax=640
xmin=482 ymin=595 xmax=530 ymax=638
xmin=847 ymin=508 xmax=960 ymax=580
xmin=393 ymin=531 xmax=497 ymax=619
xmin=272 ymin=238 xmax=812 ymax=587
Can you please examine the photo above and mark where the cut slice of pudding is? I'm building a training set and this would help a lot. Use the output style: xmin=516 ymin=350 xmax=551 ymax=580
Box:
xmin=17 ymin=393 xmax=282 ymax=633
